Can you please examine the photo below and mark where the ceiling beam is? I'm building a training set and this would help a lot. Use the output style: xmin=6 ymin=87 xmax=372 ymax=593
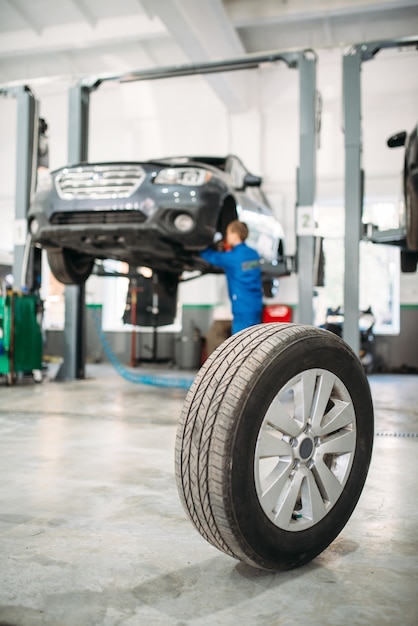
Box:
xmin=3 ymin=0 xmax=44 ymax=35
xmin=226 ymin=0 xmax=418 ymax=27
xmin=0 ymin=14 xmax=166 ymax=58
xmin=140 ymin=0 xmax=250 ymax=112
xmin=68 ymin=0 xmax=98 ymax=28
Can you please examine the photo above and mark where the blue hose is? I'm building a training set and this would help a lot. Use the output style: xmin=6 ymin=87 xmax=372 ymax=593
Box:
xmin=92 ymin=309 xmax=195 ymax=390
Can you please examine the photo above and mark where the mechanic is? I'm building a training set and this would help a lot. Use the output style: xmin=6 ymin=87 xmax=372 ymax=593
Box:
xmin=200 ymin=220 xmax=263 ymax=334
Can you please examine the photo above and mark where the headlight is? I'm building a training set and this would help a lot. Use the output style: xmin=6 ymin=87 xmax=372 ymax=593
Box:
xmin=154 ymin=167 xmax=212 ymax=186
xmin=29 ymin=218 xmax=40 ymax=235
xmin=173 ymin=214 xmax=195 ymax=232
xmin=35 ymin=169 xmax=53 ymax=192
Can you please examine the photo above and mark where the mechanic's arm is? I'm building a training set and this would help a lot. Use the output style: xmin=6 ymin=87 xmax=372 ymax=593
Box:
xmin=199 ymin=247 xmax=234 ymax=270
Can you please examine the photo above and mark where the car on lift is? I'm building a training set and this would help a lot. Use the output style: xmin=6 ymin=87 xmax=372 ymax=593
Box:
xmin=28 ymin=155 xmax=287 ymax=321
xmin=387 ymin=122 xmax=418 ymax=272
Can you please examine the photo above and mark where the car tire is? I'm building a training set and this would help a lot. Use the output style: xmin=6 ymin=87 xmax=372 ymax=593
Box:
xmin=47 ymin=248 xmax=95 ymax=285
xmin=175 ymin=323 xmax=374 ymax=571
xmin=400 ymin=249 xmax=418 ymax=273
xmin=262 ymin=277 xmax=279 ymax=298
xmin=405 ymin=177 xmax=418 ymax=251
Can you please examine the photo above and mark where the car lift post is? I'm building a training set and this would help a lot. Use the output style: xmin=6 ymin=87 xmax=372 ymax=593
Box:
xmin=56 ymin=84 xmax=91 ymax=381
xmin=342 ymin=49 xmax=362 ymax=356
xmin=342 ymin=36 xmax=418 ymax=355
xmin=5 ymin=86 xmax=38 ymax=291
xmin=296 ymin=51 xmax=317 ymax=325
xmin=0 ymin=86 xmax=42 ymax=291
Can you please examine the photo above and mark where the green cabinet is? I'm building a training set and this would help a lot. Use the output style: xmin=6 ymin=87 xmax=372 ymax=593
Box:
xmin=0 ymin=291 xmax=43 ymax=382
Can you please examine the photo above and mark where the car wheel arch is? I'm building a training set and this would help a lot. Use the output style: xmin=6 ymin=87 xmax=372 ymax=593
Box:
xmin=217 ymin=195 xmax=238 ymax=237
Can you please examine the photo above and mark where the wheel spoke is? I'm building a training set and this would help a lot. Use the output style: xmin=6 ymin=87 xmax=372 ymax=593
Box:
xmin=320 ymin=429 xmax=356 ymax=455
xmin=274 ymin=471 xmax=304 ymax=527
xmin=298 ymin=370 xmax=320 ymax=430
xmin=302 ymin=469 xmax=327 ymax=522
xmin=315 ymin=399 xmax=355 ymax=437
xmin=313 ymin=458 xmax=344 ymax=504
xmin=256 ymin=429 xmax=293 ymax=458
xmin=310 ymin=370 xmax=336 ymax=431
xmin=258 ymin=462 xmax=294 ymax=515
xmin=264 ymin=395 xmax=302 ymax=438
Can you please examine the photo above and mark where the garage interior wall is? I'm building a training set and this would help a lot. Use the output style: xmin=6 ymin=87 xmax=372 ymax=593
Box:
xmin=0 ymin=46 xmax=417 ymax=368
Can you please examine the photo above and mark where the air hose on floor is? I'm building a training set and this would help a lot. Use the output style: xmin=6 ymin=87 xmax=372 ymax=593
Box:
xmin=375 ymin=431 xmax=418 ymax=438
xmin=92 ymin=309 xmax=195 ymax=390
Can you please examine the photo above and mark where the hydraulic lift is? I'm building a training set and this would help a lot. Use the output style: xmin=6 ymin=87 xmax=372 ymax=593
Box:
xmin=59 ymin=48 xmax=319 ymax=379
xmin=5 ymin=38 xmax=416 ymax=379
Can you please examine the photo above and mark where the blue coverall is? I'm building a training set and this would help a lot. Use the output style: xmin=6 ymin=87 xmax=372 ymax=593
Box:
xmin=200 ymin=243 xmax=263 ymax=334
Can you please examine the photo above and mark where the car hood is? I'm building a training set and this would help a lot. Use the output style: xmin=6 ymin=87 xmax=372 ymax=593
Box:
xmin=51 ymin=157 xmax=227 ymax=176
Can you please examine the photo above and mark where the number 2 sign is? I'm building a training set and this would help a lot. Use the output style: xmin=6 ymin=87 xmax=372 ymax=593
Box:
xmin=296 ymin=205 xmax=316 ymax=236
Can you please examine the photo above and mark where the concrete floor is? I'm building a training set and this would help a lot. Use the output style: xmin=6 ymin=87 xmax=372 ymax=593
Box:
xmin=0 ymin=363 xmax=417 ymax=626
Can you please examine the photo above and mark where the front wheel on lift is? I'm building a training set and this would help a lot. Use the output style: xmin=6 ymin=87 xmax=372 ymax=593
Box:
xmin=47 ymin=248 xmax=95 ymax=285
xmin=175 ymin=323 xmax=374 ymax=571
xmin=405 ymin=177 xmax=418 ymax=251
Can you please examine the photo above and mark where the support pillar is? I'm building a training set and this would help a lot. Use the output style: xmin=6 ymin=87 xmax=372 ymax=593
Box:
xmin=13 ymin=86 xmax=38 ymax=290
xmin=342 ymin=51 xmax=362 ymax=355
xmin=296 ymin=52 xmax=317 ymax=325
xmin=56 ymin=84 xmax=91 ymax=381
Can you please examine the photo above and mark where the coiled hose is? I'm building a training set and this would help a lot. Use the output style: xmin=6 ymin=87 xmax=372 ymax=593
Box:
xmin=93 ymin=309 xmax=195 ymax=390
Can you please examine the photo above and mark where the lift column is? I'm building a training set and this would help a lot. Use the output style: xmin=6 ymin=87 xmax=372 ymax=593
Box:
xmin=296 ymin=51 xmax=317 ymax=325
xmin=12 ymin=86 xmax=38 ymax=289
xmin=56 ymin=84 xmax=91 ymax=381
xmin=342 ymin=50 xmax=362 ymax=355
xmin=342 ymin=37 xmax=418 ymax=355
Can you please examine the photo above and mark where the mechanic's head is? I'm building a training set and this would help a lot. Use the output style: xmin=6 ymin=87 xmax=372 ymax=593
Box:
xmin=226 ymin=220 xmax=248 ymax=247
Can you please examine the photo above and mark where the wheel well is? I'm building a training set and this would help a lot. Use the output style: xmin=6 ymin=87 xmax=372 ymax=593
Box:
xmin=216 ymin=196 xmax=238 ymax=237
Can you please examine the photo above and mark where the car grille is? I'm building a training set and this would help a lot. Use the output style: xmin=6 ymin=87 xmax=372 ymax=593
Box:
xmin=55 ymin=165 xmax=146 ymax=199
xmin=51 ymin=211 xmax=146 ymax=225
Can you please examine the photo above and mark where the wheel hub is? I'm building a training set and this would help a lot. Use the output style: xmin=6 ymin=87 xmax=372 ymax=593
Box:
xmin=298 ymin=436 xmax=314 ymax=461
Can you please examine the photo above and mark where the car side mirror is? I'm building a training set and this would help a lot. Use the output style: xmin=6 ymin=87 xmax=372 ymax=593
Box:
xmin=243 ymin=173 xmax=262 ymax=188
xmin=387 ymin=131 xmax=407 ymax=148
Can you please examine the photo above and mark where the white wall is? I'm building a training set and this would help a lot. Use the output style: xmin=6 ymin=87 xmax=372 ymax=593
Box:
xmin=0 ymin=46 xmax=417 ymax=309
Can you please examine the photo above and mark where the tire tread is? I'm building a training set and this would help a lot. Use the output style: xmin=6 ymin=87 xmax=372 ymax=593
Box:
xmin=176 ymin=323 xmax=300 ymax=556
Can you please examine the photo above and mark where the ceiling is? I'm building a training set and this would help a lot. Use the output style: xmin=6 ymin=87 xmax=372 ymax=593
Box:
xmin=0 ymin=0 xmax=417 ymax=110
